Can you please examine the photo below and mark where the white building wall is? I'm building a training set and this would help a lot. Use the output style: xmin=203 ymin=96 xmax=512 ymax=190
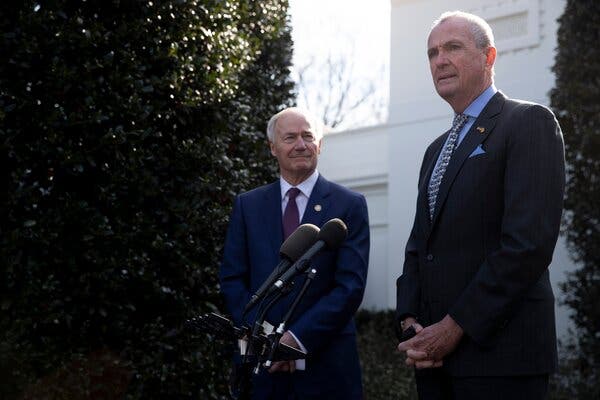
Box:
xmin=319 ymin=124 xmax=391 ymax=309
xmin=319 ymin=0 xmax=574 ymax=337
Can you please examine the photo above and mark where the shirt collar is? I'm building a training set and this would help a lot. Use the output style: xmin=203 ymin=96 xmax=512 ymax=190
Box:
xmin=463 ymin=84 xmax=497 ymax=118
xmin=280 ymin=169 xmax=319 ymax=200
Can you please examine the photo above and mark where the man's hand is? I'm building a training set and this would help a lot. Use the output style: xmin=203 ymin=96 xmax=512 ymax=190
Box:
xmin=397 ymin=315 xmax=463 ymax=369
xmin=397 ymin=318 xmax=440 ymax=369
xmin=268 ymin=331 xmax=299 ymax=373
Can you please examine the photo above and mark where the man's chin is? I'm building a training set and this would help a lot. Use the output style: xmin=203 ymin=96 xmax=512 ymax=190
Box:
xmin=436 ymin=85 xmax=456 ymax=98
xmin=291 ymin=160 xmax=313 ymax=168
xmin=290 ymin=164 xmax=315 ymax=175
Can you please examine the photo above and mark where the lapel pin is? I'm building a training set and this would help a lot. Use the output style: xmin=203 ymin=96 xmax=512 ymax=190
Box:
xmin=476 ymin=126 xmax=485 ymax=133
xmin=314 ymin=204 xmax=322 ymax=212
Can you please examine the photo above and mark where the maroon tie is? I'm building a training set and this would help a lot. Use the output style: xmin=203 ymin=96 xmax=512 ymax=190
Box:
xmin=282 ymin=188 xmax=301 ymax=240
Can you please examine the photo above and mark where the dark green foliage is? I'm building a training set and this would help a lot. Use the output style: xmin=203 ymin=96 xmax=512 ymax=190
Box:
xmin=356 ymin=310 xmax=417 ymax=400
xmin=550 ymin=0 xmax=600 ymax=398
xmin=0 ymin=0 xmax=294 ymax=398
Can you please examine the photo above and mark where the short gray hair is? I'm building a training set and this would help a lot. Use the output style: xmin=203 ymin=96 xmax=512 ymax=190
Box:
xmin=266 ymin=107 xmax=324 ymax=142
xmin=431 ymin=11 xmax=495 ymax=49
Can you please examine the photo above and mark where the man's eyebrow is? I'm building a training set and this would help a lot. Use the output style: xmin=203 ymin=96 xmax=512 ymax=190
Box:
xmin=427 ymin=40 xmax=465 ymax=56
xmin=429 ymin=39 xmax=463 ymax=50
xmin=283 ymin=130 xmax=313 ymax=135
xmin=444 ymin=39 xmax=464 ymax=47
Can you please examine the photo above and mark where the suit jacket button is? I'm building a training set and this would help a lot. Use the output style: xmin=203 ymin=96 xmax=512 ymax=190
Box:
xmin=426 ymin=254 xmax=434 ymax=261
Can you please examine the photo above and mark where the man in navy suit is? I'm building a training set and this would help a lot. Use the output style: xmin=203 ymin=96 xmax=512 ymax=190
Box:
xmin=396 ymin=11 xmax=565 ymax=400
xmin=220 ymin=107 xmax=370 ymax=399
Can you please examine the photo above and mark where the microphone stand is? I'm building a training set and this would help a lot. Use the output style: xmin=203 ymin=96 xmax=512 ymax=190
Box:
xmin=264 ymin=264 xmax=317 ymax=368
xmin=235 ymin=264 xmax=315 ymax=397
xmin=247 ymin=287 xmax=289 ymax=374
xmin=232 ymin=288 xmax=290 ymax=400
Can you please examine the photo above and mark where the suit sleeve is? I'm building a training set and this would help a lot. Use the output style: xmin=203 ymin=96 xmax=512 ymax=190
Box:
xmin=395 ymin=220 xmax=421 ymax=324
xmin=287 ymin=195 xmax=370 ymax=353
xmin=219 ymin=195 xmax=252 ymax=327
xmin=449 ymin=105 xmax=565 ymax=345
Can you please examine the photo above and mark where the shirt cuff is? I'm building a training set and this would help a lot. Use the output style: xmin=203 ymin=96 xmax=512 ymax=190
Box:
xmin=288 ymin=330 xmax=307 ymax=370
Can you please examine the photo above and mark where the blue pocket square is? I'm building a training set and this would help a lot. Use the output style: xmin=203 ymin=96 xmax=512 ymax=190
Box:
xmin=469 ymin=145 xmax=486 ymax=158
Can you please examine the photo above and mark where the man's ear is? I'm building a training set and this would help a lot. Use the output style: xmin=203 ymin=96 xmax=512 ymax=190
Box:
xmin=486 ymin=46 xmax=497 ymax=67
xmin=269 ymin=140 xmax=276 ymax=157
xmin=317 ymin=138 xmax=323 ymax=154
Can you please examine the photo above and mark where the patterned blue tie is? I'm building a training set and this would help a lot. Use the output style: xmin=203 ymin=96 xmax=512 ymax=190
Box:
xmin=427 ymin=113 xmax=469 ymax=221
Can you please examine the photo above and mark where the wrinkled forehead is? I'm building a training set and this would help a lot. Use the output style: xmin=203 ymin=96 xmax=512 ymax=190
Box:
xmin=275 ymin=111 xmax=313 ymax=134
xmin=427 ymin=17 xmax=473 ymax=47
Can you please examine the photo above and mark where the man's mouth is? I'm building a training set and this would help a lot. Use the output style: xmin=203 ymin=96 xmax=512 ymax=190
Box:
xmin=437 ymin=74 xmax=456 ymax=83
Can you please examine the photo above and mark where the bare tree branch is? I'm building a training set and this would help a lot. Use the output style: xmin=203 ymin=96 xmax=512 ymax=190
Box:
xmin=293 ymin=49 xmax=387 ymax=130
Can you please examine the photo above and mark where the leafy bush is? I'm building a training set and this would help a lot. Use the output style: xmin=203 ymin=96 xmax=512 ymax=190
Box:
xmin=0 ymin=0 xmax=294 ymax=398
xmin=550 ymin=1 xmax=600 ymax=398
xmin=356 ymin=310 xmax=417 ymax=400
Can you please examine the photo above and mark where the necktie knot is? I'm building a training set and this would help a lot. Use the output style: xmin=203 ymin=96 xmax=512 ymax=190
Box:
xmin=287 ymin=187 xmax=301 ymax=201
xmin=452 ymin=113 xmax=468 ymax=130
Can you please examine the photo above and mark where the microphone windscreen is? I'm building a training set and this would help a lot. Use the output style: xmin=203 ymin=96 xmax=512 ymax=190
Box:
xmin=318 ymin=218 xmax=348 ymax=250
xmin=280 ymin=223 xmax=320 ymax=261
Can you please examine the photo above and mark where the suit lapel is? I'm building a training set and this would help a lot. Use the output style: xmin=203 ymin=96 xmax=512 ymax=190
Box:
xmin=430 ymin=92 xmax=506 ymax=226
xmin=263 ymin=181 xmax=284 ymax=254
xmin=301 ymin=175 xmax=330 ymax=228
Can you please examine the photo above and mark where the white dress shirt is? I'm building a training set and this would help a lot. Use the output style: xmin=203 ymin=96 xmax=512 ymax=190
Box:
xmin=277 ymin=169 xmax=320 ymax=369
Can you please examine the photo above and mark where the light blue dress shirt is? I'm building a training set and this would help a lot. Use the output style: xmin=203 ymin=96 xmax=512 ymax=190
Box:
xmin=429 ymin=84 xmax=498 ymax=185
xmin=457 ymin=84 xmax=498 ymax=146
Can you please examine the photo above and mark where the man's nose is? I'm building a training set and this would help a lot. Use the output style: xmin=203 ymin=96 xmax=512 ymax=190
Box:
xmin=433 ymin=50 xmax=450 ymax=67
xmin=293 ymin=136 xmax=307 ymax=149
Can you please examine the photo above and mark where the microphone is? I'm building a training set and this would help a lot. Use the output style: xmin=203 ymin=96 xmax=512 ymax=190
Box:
xmin=271 ymin=218 xmax=348 ymax=291
xmin=243 ymin=223 xmax=320 ymax=314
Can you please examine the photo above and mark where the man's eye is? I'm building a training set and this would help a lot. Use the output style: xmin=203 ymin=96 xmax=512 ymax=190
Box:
xmin=303 ymin=134 xmax=314 ymax=141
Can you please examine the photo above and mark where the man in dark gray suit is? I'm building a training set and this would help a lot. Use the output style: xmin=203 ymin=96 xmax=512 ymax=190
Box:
xmin=396 ymin=11 xmax=565 ymax=400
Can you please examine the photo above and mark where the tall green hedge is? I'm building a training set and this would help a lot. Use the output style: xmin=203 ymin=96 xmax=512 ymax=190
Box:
xmin=550 ymin=0 xmax=600 ymax=398
xmin=356 ymin=310 xmax=417 ymax=400
xmin=0 ymin=1 xmax=294 ymax=398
